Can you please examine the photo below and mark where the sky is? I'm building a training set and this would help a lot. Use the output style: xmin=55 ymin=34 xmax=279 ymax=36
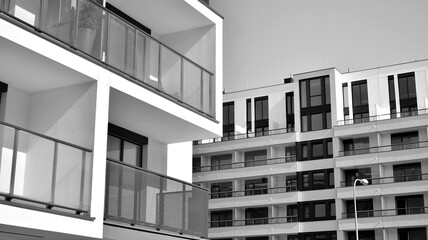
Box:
xmin=210 ymin=0 xmax=428 ymax=93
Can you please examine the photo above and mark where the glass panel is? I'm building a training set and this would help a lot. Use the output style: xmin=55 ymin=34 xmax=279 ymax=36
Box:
xmin=310 ymin=78 xmax=322 ymax=106
xmin=325 ymin=77 xmax=330 ymax=104
xmin=300 ymin=80 xmax=307 ymax=108
xmin=161 ymin=46 xmax=181 ymax=99
xmin=145 ymin=38 xmax=160 ymax=89
xmin=162 ymin=178 xmax=184 ymax=230
xmin=9 ymin=0 xmax=42 ymax=27
xmin=361 ymin=83 xmax=368 ymax=105
xmin=303 ymin=204 xmax=310 ymax=218
xmin=0 ymin=126 xmax=17 ymax=194
xmin=399 ymin=77 xmax=408 ymax=99
xmin=43 ymin=0 xmax=76 ymax=46
xmin=314 ymin=203 xmax=326 ymax=217
xmin=135 ymin=32 xmax=146 ymax=81
xmin=229 ymin=104 xmax=234 ymax=124
xmin=183 ymin=60 xmax=202 ymax=110
xmin=120 ymin=164 xmax=135 ymax=220
xmin=301 ymin=115 xmax=308 ymax=132
xmin=343 ymin=85 xmax=349 ymax=108
xmin=302 ymin=145 xmax=308 ymax=158
xmin=312 ymin=172 xmax=325 ymax=188
xmin=352 ymin=84 xmax=361 ymax=106
xmin=312 ymin=142 xmax=324 ymax=157
xmin=202 ymin=71 xmax=212 ymax=115
xmin=125 ymin=29 xmax=136 ymax=75
xmin=311 ymin=113 xmax=323 ymax=131
xmin=255 ymin=99 xmax=262 ymax=120
xmin=408 ymin=75 xmax=416 ymax=98
xmin=54 ymin=144 xmax=85 ymax=210
xmin=186 ymin=185 xmax=208 ymax=236
xmin=262 ymin=98 xmax=268 ymax=119
xmin=107 ymin=135 xmax=121 ymax=161
xmin=123 ymin=140 xmax=141 ymax=167
xmin=15 ymin=132 xmax=55 ymax=203
xmin=326 ymin=112 xmax=331 ymax=129
xmin=107 ymin=15 xmax=127 ymax=71
xmin=330 ymin=202 xmax=336 ymax=217
xmin=76 ymin=0 xmax=103 ymax=58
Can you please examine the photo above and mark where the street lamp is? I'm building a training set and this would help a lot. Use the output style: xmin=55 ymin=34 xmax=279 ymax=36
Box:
xmin=353 ymin=178 xmax=369 ymax=240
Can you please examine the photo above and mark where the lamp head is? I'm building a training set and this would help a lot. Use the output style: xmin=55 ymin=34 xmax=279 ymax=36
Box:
xmin=360 ymin=179 xmax=369 ymax=185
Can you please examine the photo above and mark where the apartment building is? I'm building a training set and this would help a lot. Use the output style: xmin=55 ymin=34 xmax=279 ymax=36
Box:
xmin=0 ymin=0 xmax=222 ymax=239
xmin=193 ymin=60 xmax=428 ymax=240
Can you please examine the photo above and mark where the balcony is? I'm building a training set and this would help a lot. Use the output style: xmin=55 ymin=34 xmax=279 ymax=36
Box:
xmin=0 ymin=121 xmax=92 ymax=217
xmin=210 ymin=185 xmax=297 ymax=199
xmin=194 ymin=127 xmax=294 ymax=145
xmin=337 ymin=109 xmax=428 ymax=126
xmin=338 ymin=141 xmax=428 ymax=157
xmin=209 ymin=216 xmax=298 ymax=228
xmin=338 ymin=173 xmax=428 ymax=199
xmin=194 ymin=156 xmax=296 ymax=173
xmin=339 ymin=207 xmax=428 ymax=230
xmin=0 ymin=0 xmax=215 ymax=118
xmin=105 ymin=159 xmax=208 ymax=238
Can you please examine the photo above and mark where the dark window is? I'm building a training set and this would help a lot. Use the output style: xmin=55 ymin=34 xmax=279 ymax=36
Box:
xmin=344 ymin=168 xmax=372 ymax=187
xmin=255 ymin=96 xmax=269 ymax=135
xmin=193 ymin=157 xmax=201 ymax=173
xmin=396 ymin=195 xmax=425 ymax=215
xmin=393 ymin=163 xmax=422 ymax=182
xmin=398 ymin=228 xmax=427 ymax=240
xmin=245 ymin=150 xmax=267 ymax=167
xmin=287 ymin=204 xmax=298 ymax=221
xmin=398 ymin=72 xmax=417 ymax=116
xmin=343 ymin=83 xmax=350 ymax=120
xmin=352 ymin=80 xmax=369 ymax=123
xmin=107 ymin=124 xmax=147 ymax=168
xmin=299 ymin=169 xmax=334 ymax=191
xmin=223 ymin=102 xmax=235 ymax=139
xmin=297 ymin=138 xmax=333 ymax=161
xmin=211 ymin=182 xmax=232 ymax=198
xmin=245 ymin=178 xmax=268 ymax=195
xmin=211 ymin=154 xmax=232 ymax=171
xmin=286 ymin=92 xmax=295 ymax=130
xmin=210 ymin=210 xmax=233 ymax=227
xmin=300 ymin=232 xmax=337 ymax=240
xmin=348 ymin=230 xmax=376 ymax=240
xmin=288 ymin=235 xmax=299 ymax=240
xmin=300 ymin=76 xmax=331 ymax=132
xmin=391 ymin=131 xmax=419 ymax=150
xmin=388 ymin=75 xmax=397 ymax=118
xmin=286 ymin=175 xmax=298 ymax=191
xmin=247 ymin=98 xmax=252 ymax=133
xmin=285 ymin=146 xmax=297 ymax=161
xmin=246 ymin=237 xmax=269 ymax=240
xmin=346 ymin=199 xmax=374 ymax=218
xmin=343 ymin=137 xmax=370 ymax=156
xmin=245 ymin=207 xmax=268 ymax=225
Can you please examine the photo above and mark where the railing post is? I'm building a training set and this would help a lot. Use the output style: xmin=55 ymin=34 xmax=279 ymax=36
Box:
xmin=74 ymin=0 xmax=81 ymax=49
xmin=79 ymin=150 xmax=86 ymax=212
xmin=8 ymin=129 xmax=19 ymax=197
xmin=157 ymin=177 xmax=164 ymax=228
xmin=50 ymin=142 xmax=59 ymax=207
xmin=157 ymin=45 xmax=162 ymax=90
xmin=200 ymin=69 xmax=204 ymax=112
xmin=181 ymin=184 xmax=186 ymax=234
xmin=38 ymin=0 xmax=45 ymax=30
xmin=104 ymin=160 xmax=111 ymax=219
xmin=180 ymin=58 xmax=184 ymax=101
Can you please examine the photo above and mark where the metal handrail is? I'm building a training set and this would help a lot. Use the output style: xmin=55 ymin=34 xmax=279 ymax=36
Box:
xmin=340 ymin=173 xmax=428 ymax=187
xmin=209 ymin=215 xmax=298 ymax=228
xmin=0 ymin=120 xmax=92 ymax=152
xmin=338 ymin=140 xmax=428 ymax=157
xmin=193 ymin=155 xmax=296 ymax=172
xmin=342 ymin=206 xmax=428 ymax=219
xmin=209 ymin=185 xmax=297 ymax=199
xmin=193 ymin=127 xmax=295 ymax=145
xmin=336 ymin=108 xmax=428 ymax=126
xmin=107 ymin=158 xmax=208 ymax=191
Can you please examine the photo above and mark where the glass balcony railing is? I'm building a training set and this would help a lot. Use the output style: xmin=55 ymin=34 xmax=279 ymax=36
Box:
xmin=337 ymin=108 xmax=428 ymax=126
xmin=342 ymin=206 xmax=428 ymax=219
xmin=193 ymin=156 xmax=296 ymax=173
xmin=193 ymin=127 xmax=294 ymax=145
xmin=210 ymin=185 xmax=297 ymax=199
xmin=340 ymin=173 xmax=428 ymax=187
xmin=0 ymin=121 xmax=93 ymax=216
xmin=209 ymin=216 xmax=298 ymax=228
xmin=105 ymin=159 xmax=208 ymax=238
xmin=0 ymin=0 xmax=215 ymax=118
xmin=338 ymin=140 xmax=428 ymax=157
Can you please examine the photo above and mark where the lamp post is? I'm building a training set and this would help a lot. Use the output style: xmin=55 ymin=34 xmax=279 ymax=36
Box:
xmin=353 ymin=178 xmax=369 ymax=240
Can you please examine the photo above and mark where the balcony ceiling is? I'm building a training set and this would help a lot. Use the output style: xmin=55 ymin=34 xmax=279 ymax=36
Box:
xmin=0 ymin=36 xmax=94 ymax=93
xmin=106 ymin=0 xmax=213 ymax=35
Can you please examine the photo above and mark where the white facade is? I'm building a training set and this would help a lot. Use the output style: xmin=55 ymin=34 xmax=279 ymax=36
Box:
xmin=0 ymin=0 xmax=222 ymax=239
xmin=193 ymin=60 xmax=428 ymax=240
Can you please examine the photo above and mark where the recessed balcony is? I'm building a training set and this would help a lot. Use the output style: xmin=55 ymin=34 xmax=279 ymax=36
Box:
xmin=337 ymin=173 xmax=428 ymax=199
xmin=0 ymin=0 xmax=216 ymax=119
xmin=105 ymin=159 xmax=208 ymax=238
xmin=339 ymin=206 xmax=428 ymax=230
xmin=0 ymin=121 xmax=92 ymax=218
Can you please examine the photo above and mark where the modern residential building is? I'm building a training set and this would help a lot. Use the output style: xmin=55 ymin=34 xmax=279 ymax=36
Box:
xmin=193 ymin=60 xmax=428 ymax=240
xmin=0 ymin=0 xmax=222 ymax=240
